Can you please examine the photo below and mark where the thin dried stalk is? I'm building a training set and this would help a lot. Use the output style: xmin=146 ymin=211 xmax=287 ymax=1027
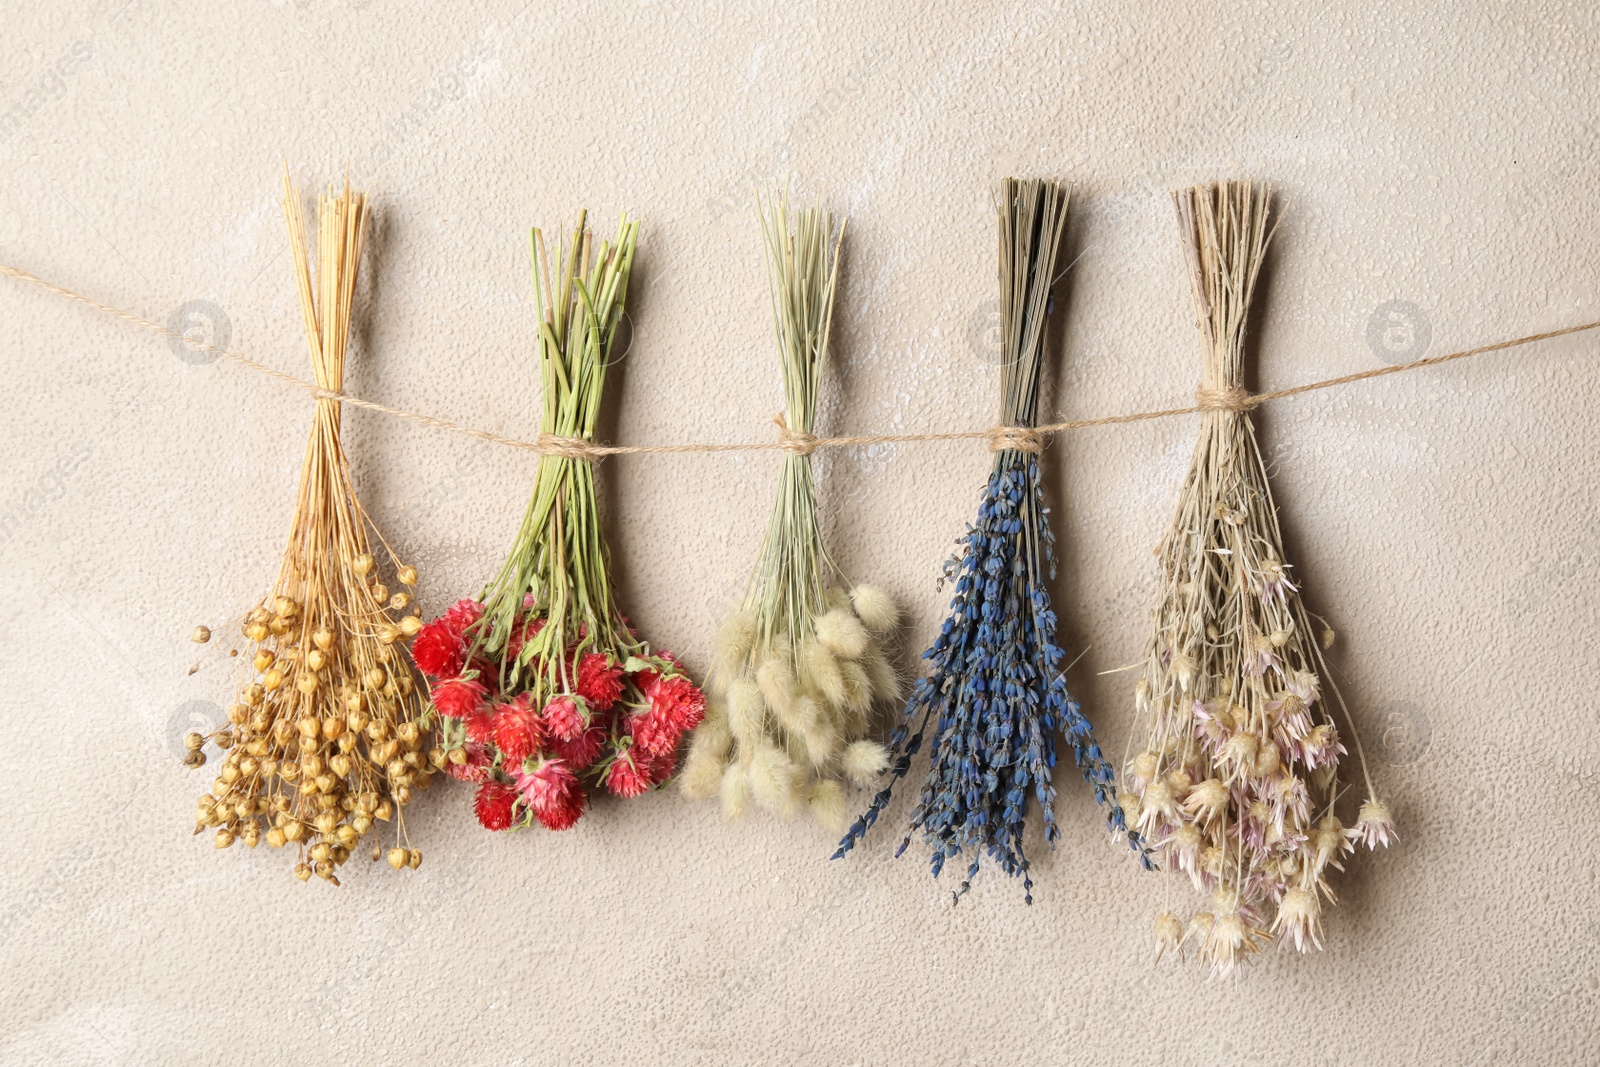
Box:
xmin=185 ymin=176 xmax=438 ymax=883
xmin=1126 ymin=180 xmax=1394 ymax=973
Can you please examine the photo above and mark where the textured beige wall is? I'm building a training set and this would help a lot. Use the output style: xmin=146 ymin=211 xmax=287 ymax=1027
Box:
xmin=2 ymin=1 xmax=1597 ymax=1064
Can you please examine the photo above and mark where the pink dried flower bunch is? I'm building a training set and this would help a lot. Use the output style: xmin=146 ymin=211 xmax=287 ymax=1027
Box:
xmin=1126 ymin=181 xmax=1395 ymax=976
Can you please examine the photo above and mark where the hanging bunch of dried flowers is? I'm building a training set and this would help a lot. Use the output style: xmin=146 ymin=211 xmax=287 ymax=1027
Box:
xmin=833 ymin=179 xmax=1139 ymax=903
xmin=411 ymin=211 xmax=706 ymax=832
xmin=184 ymin=175 xmax=439 ymax=884
xmin=1125 ymin=180 xmax=1395 ymax=975
xmin=678 ymin=193 xmax=898 ymax=830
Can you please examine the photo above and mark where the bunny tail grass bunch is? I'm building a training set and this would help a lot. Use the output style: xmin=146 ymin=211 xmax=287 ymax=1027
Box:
xmin=834 ymin=179 xmax=1137 ymax=903
xmin=184 ymin=176 xmax=439 ymax=885
xmin=411 ymin=212 xmax=706 ymax=833
xmin=1126 ymin=180 xmax=1395 ymax=976
xmin=679 ymin=193 xmax=899 ymax=831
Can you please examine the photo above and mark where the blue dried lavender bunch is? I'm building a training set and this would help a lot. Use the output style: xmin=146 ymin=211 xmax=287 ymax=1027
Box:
xmin=832 ymin=179 xmax=1144 ymax=902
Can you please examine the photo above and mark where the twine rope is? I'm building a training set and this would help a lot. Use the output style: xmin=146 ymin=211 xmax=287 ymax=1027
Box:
xmin=4 ymin=262 xmax=1595 ymax=459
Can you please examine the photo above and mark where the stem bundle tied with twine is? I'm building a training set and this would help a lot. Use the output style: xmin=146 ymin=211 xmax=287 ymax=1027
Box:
xmin=835 ymin=179 xmax=1139 ymax=903
xmin=1125 ymin=180 xmax=1394 ymax=974
xmin=184 ymin=175 xmax=439 ymax=884
xmin=411 ymin=212 xmax=707 ymax=833
xmin=682 ymin=193 xmax=899 ymax=829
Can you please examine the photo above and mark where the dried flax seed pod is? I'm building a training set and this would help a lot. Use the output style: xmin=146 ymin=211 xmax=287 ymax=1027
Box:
xmin=1126 ymin=180 xmax=1394 ymax=973
xmin=184 ymin=174 xmax=436 ymax=884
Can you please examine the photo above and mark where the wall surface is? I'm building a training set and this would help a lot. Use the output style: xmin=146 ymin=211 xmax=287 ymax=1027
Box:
xmin=1 ymin=2 xmax=1596 ymax=1064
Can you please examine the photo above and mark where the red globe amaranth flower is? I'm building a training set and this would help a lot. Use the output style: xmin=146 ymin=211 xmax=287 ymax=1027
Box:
xmin=648 ymin=673 xmax=706 ymax=732
xmin=431 ymin=677 xmax=489 ymax=719
xmin=464 ymin=706 xmax=497 ymax=745
xmin=576 ymin=653 xmax=625 ymax=712
xmin=629 ymin=710 xmax=682 ymax=759
xmin=493 ymin=696 xmax=545 ymax=762
xmin=446 ymin=742 xmax=493 ymax=784
xmin=513 ymin=759 xmax=587 ymax=831
xmin=542 ymin=695 xmax=588 ymax=742
xmin=413 ymin=599 xmax=486 ymax=678
xmin=605 ymin=750 xmax=654 ymax=798
xmin=645 ymin=748 xmax=677 ymax=785
xmin=549 ymin=724 xmax=606 ymax=770
xmin=473 ymin=780 xmax=518 ymax=831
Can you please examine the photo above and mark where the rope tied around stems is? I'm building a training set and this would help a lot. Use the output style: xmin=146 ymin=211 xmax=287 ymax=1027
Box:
xmin=773 ymin=413 xmax=820 ymax=456
xmin=1195 ymin=384 xmax=1257 ymax=413
xmin=984 ymin=425 xmax=1045 ymax=452
xmin=532 ymin=431 xmax=603 ymax=461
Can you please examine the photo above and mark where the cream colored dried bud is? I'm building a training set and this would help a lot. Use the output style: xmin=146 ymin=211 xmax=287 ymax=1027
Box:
xmin=1320 ymin=626 xmax=1336 ymax=650
xmin=182 ymin=750 xmax=206 ymax=768
xmin=365 ymin=668 xmax=387 ymax=690
xmin=265 ymin=827 xmax=287 ymax=848
xmin=371 ymin=584 xmax=389 ymax=606
xmin=304 ymin=649 xmax=327 ymax=672
xmin=262 ymin=668 xmax=284 ymax=691
xmin=295 ymin=673 xmax=319 ymax=695
xmin=815 ymin=609 xmax=868 ymax=659
xmin=274 ymin=596 xmax=299 ymax=618
xmin=253 ymin=649 xmax=276 ymax=672
xmin=191 ymin=625 xmax=211 ymax=644
xmin=377 ymin=624 xmax=400 ymax=645
xmin=375 ymin=800 xmax=394 ymax=821
xmin=243 ymin=683 xmax=264 ymax=706
xmin=313 ymin=628 xmax=336 ymax=651
xmin=183 ymin=732 xmax=205 ymax=752
xmin=294 ymin=862 xmax=312 ymax=881
xmin=352 ymin=554 xmax=375 ymax=578
xmin=848 ymin=585 xmax=899 ymax=632
xmin=244 ymin=622 xmax=270 ymax=643
xmin=399 ymin=615 xmax=422 ymax=636
xmin=213 ymin=829 xmax=235 ymax=849
xmin=407 ymin=849 xmax=421 ymax=870
xmin=397 ymin=565 xmax=418 ymax=586
xmin=268 ymin=615 xmax=290 ymax=636
xmin=386 ymin=847 xmax=408 ymax=870
xmin=322 ymin=717 xmax=345 ymax=741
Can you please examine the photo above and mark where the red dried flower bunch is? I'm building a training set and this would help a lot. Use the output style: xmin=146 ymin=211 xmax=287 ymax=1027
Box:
xmin=416 ymin=211 xmax=704 ymax=832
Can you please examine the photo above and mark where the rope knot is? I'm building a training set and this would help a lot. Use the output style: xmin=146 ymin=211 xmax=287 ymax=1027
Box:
xmin=773 ymin=414 xmax=819 ymax=456
xmin=534 ymin=432 xmax=601 ymax=460
xmin=986 ymin=425 xmax=1044 ymax=453
xmin=1195 ymin=384 xmax=1255 ymax=413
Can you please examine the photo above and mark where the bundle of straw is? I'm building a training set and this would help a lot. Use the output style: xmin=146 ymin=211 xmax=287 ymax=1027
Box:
xmin=681 ymin=193 xmax=898 ymax=829
xmin=1124 ymin=180 xmax=1394 ymax=973
xmin=185 ymin=176 xmax=438 ymax=884
xmin=834 ymin=179 xmax=1136 ymax=902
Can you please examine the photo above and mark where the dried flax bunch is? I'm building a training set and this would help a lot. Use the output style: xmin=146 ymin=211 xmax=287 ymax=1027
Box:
xmin=680 ymin=194 xmax=898 ymax=830
xmin=185 ymin=177 xmax=438 ymax=884
xmin=835 ymin=179 xmax=1135 ymax=902
xmin=1126 ymin=180 xmax=1394 ymax=973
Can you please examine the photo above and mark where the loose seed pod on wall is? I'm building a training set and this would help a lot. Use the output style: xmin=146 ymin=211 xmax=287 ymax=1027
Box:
xmin=1124 ymin=180 xmax=1395 ymax=974
xmin=184 ymin=174 xmax=437 ymax=885
xmin=677 ymin=191 xmax=899 ymax=831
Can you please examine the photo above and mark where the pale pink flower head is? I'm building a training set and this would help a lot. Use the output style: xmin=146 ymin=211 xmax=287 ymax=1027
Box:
xmin=1350 ymin=799 xmax=1398 ymax=849
xmin=1271 ymin=886 xmax=1323 ymax=953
